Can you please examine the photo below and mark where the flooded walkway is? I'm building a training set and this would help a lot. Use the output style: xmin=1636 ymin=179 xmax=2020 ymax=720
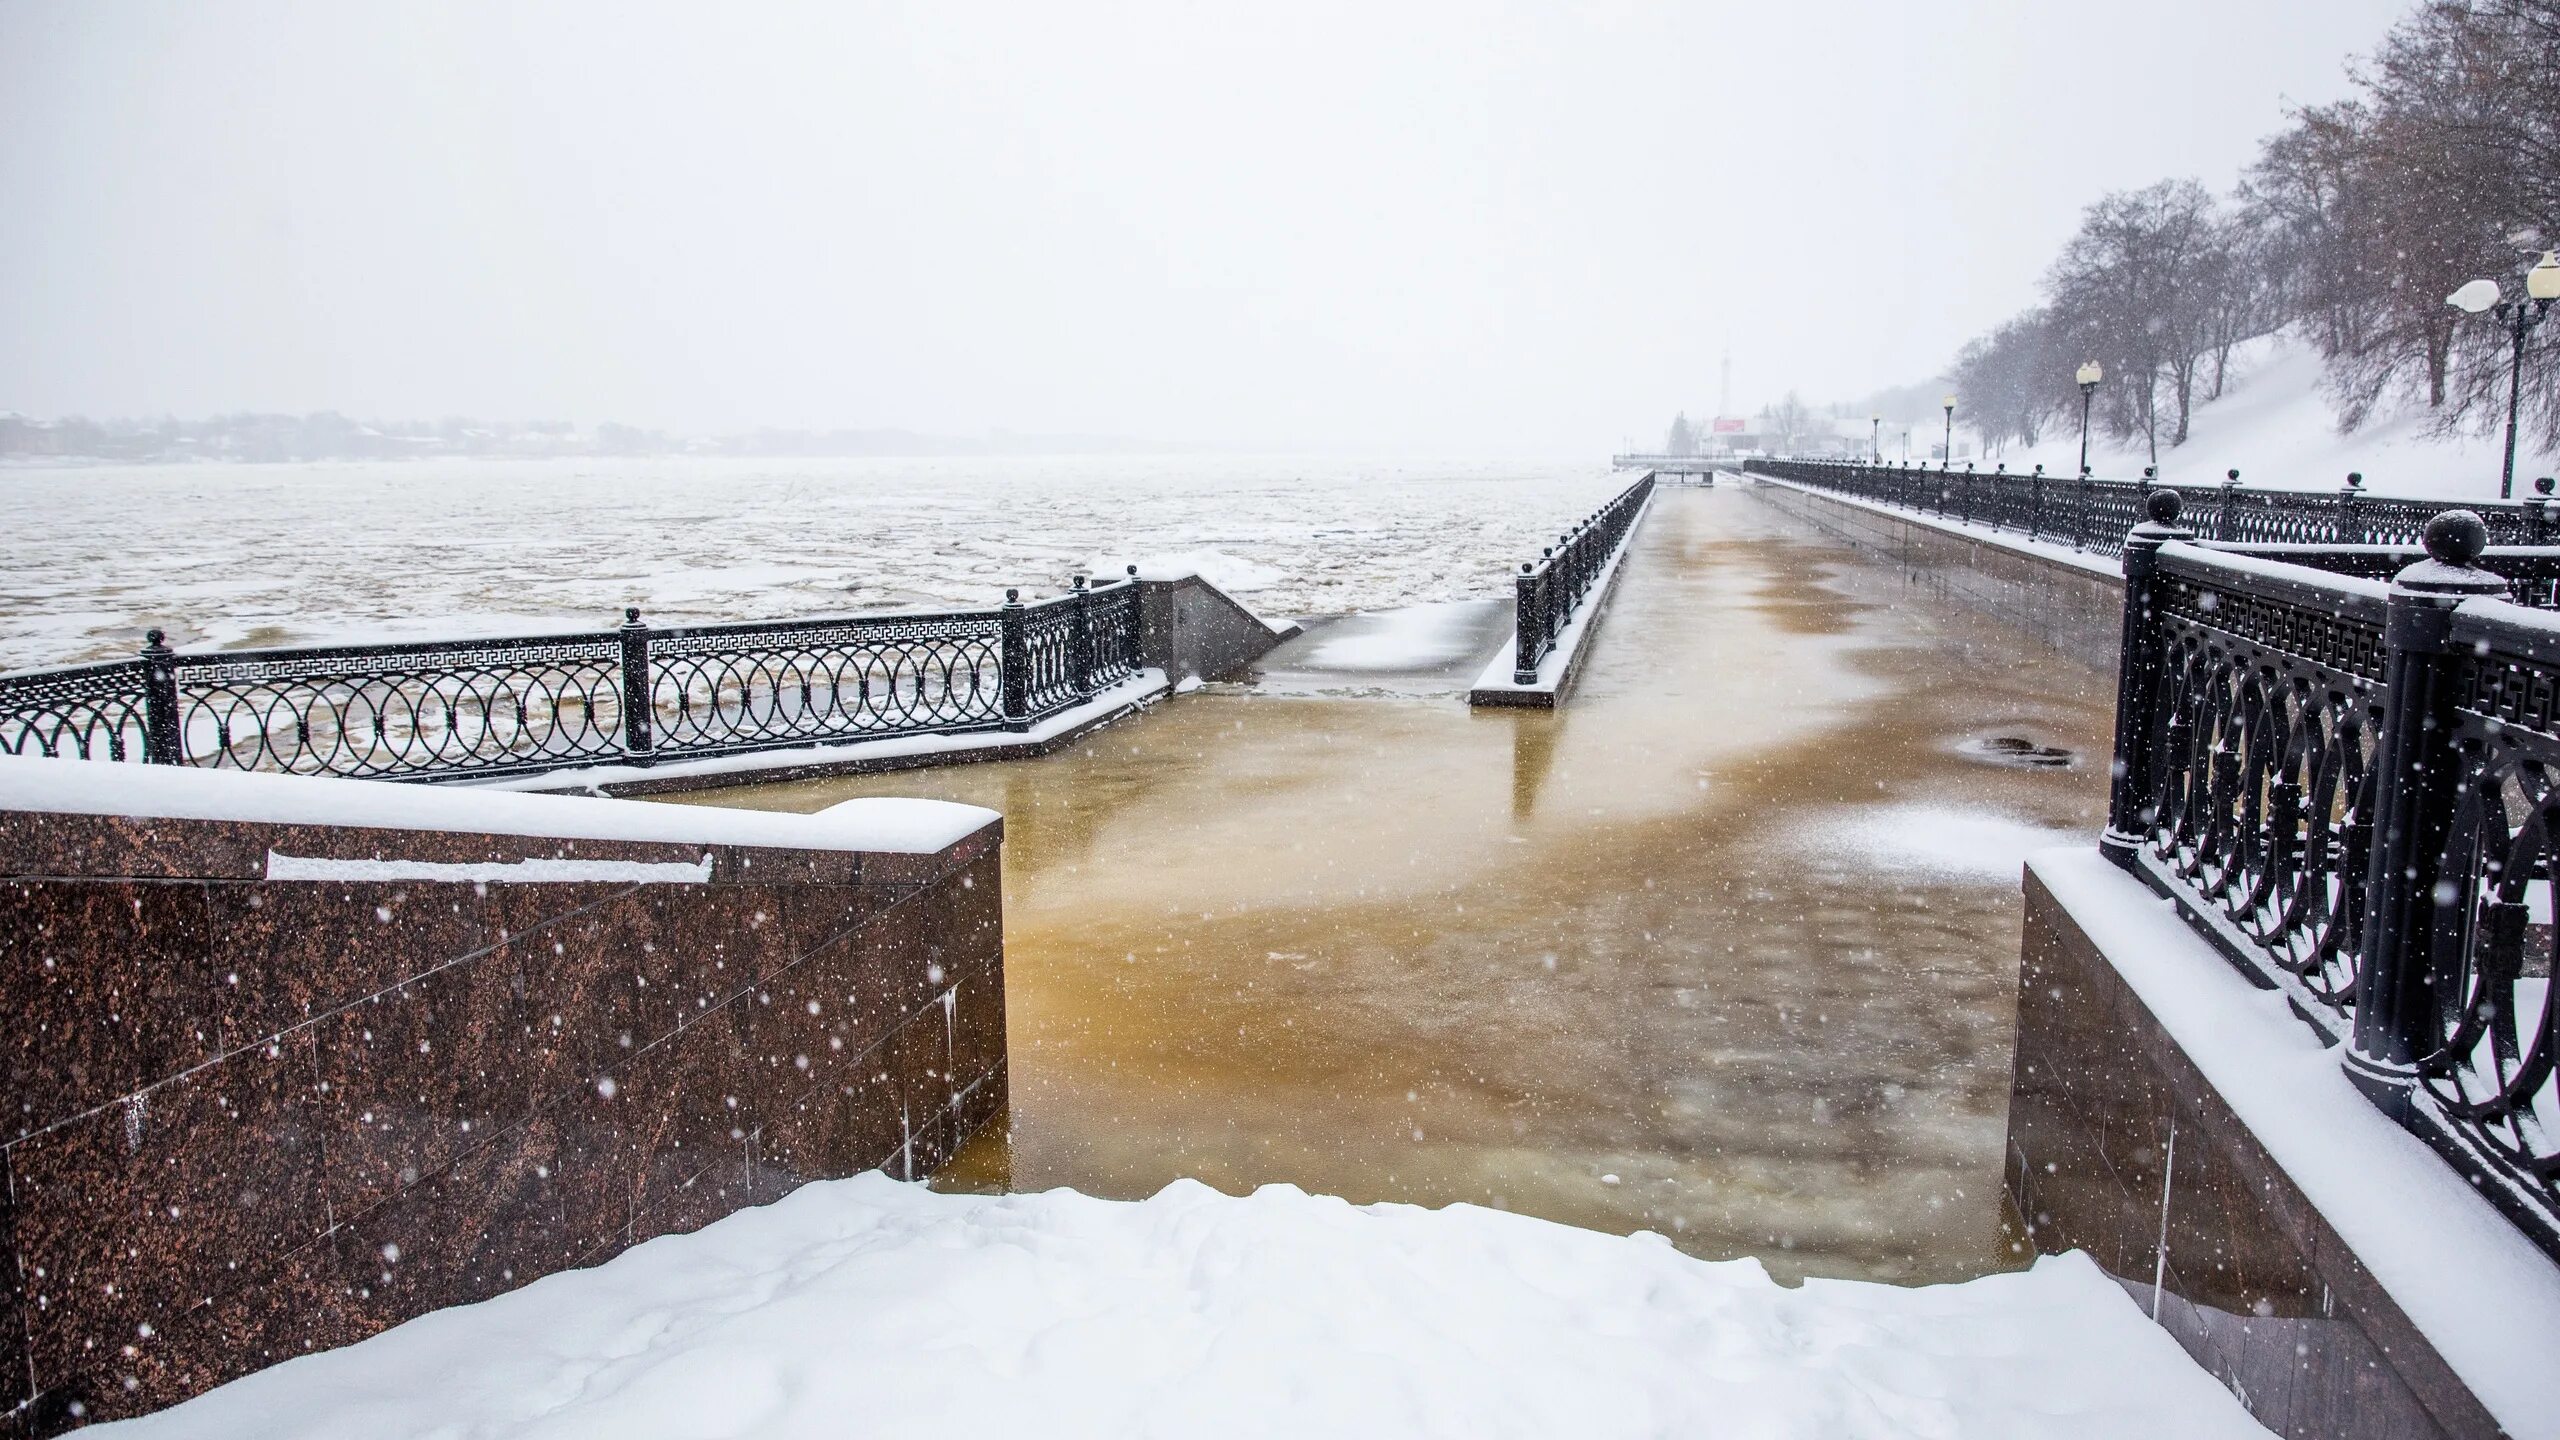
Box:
xmin=659 ymin=485 xmax=2117 ymax=1284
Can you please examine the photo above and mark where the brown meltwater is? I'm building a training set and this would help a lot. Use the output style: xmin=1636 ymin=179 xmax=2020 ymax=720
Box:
xmin=652 ymin=485 xmax=2117 ymax=1284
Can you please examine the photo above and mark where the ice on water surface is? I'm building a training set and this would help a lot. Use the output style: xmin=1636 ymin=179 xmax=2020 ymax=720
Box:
xmin=0 ymin=456 xmax=1624 ymax=670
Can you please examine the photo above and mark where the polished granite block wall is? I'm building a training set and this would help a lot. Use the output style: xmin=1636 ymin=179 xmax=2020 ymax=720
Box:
xmin=0 ymin=805 xmax=1006 ymax=1436
xmin=1752 ymin=481 xmax=2124 ymax=671
xmin=1139 ymin=574 xmax=1300 ymax=683
xmin=2007 ymin=871 xmax=2499 ymax=1440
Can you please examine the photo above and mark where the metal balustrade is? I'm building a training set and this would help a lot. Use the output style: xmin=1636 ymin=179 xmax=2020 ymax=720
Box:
xmin=1746 ymin=456 xmax=2560 ymax=555
xmin=2104 ymin=489 xmax=2560 ymax=1262
xmin=0 ymin=571 xmax=1148 ymax=783
xmin=1511 ymin=472 xmax=1655 ymax=684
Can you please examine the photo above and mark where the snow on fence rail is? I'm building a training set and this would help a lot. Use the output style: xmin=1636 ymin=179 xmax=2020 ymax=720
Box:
xmin=2102 ymin=487 xmax=2560 ymax=1263
xmin=0 ymin=575 xmax=1143 ymax=783
xmin=1749 ymin=455 xmax=2560 ymax=556
xmin=1509 ymin=471 xmax=1654 ymax=684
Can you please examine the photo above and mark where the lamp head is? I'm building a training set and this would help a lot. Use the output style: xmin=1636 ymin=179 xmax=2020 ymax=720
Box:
xmin=2450 ymin=278 xmax=2504 ymax=314
xmin=2529 ymin=251 xmax=2560 ymax=302
xmin=2076 ymin=360 xmax=2102 ymax=387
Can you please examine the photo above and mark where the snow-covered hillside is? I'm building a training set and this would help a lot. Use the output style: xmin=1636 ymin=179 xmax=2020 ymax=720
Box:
xmin=1982 ymin=331 xmax=2560 ymax=500
xmin=95 ymin=1176 xmax=2270 ymax=1440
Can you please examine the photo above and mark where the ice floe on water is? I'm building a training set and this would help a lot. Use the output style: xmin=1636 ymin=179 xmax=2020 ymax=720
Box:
xmin=1094 ymin=547 xmax=1288 ymax=594
xmin=0 ymin=456 xmax=1622 ymax=668
xmin=97 ymin=1175 xmax=2268 ymax=1439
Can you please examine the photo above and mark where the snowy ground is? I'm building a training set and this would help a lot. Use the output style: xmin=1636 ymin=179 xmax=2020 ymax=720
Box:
xmin=1978 ymin=330 xmax=2560 ymax=501
xmin=98 ymin=1175 xmax=2269 ymax=1440
xmin=1798 ymin=804 xmax=2084 ymax=885
xmin=0 ymin=456 xmax=1621 ymax=670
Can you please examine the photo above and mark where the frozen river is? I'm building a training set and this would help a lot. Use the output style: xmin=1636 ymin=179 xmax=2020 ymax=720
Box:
xmin=0 ymin=455 xmax=1621 ymax=670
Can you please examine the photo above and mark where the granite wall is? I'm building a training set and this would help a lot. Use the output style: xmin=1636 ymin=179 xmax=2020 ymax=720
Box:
xmin=0 ymin=802 xmax=1006 ymax=1435
xmin=1139 ymin=574 xmax=1300 ymax=683
xmin=2007 ymin=870 xmax=2500 ymax=1439
xmin=1751 ymin=480 xmax=2125 ymax=669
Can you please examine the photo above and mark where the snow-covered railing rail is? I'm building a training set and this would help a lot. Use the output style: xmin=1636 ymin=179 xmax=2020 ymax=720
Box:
xmin=1748 ymin=455 xmax=2560 ymax=556
xmin=1510 ymin=472 xmax=1654 ymax=684
xmin=0 ymin=573 xmax=1144 ymax=783
xmin=2104 ymin=487 xmax=2560 ymax=1263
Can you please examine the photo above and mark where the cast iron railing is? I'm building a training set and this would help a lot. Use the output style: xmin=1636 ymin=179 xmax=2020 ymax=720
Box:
xmin=0 ymin=570 xmax=1148 ymax=783
xmin=1511 ymin=472 xmax=1656 ymax=683
xmin=2105 ymin=489 xmax=2560 ymax=1261
xmin=1746 ymin=456 xmax=2560 ymax=556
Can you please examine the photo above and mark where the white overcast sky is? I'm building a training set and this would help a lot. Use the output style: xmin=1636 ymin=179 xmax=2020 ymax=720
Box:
xmin=0 ymin=0 xmax=2409 ymax=454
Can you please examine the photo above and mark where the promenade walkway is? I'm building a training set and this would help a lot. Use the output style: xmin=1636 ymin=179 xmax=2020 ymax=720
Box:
xmin=664 ymin=483 xmax=2117 ymax=1285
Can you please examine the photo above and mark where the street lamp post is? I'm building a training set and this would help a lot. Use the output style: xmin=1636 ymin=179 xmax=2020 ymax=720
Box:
xmin=2075 ymin=360 xmax=2103 ymax=477
xmin=1871 ymin=415 xmax=1881 ymax=463
xmin=1940 ymin=395 xmax=1956 ymax=467
xmin=2448 ymin=251 xmax=2560 ymax=499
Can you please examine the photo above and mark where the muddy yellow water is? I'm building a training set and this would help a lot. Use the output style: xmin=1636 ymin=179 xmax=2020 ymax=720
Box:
xmin=659 ymin=485 xmax=2116 ymax=1284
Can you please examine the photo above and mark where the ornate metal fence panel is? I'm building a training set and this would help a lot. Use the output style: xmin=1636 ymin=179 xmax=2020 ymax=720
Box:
xmin=0 ymin=659 xmax=149 ymax=761
xmin=2079 ymin=480 xmax=2148 ymax=552
xmin=2100 ymin=497 xmax=2560 ymax=1261
xmin=1015 ymin=596 xmax=1084 ymax=720
xmin=645 ymin=611 xmax=1006 ymax=758
xmin=2419 ymin=600 xmax=2560 ymax=1226
xmin=2197 ymin=546 xmax=2560 ymax=609
xmin=1509 ymin=472 xmax=1654 ymax=683
xmin=2217 ymin=488 xmax=2335 ymax=544
xmin=1971 ymin=469 xmax=2038 ymax=534
xmin=2139 ymin=549 xmax=2388 ymax=1017
xmin=0 ymin=566 xmax=1157 ymax=783
xmin=1088 ymin=580 xmax=1141 ymax=689
xmin=1746 ymin=457 xmax=2560 ymax=558
xmin=172 ymin=632 xmax=627 ymax=780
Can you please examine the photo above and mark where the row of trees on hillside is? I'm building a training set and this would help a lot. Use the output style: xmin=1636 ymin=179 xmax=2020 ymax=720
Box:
xmin=1952 ymin=0 xmax=2560 ymax=466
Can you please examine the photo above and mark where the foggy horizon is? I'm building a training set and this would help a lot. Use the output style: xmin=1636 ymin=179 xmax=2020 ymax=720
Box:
xmin=1 ymin=0 xmax=2409 ymax=455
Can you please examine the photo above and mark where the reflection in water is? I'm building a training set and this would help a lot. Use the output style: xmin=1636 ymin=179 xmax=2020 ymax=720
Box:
xmin=1507 ymin=704 xmax=1562 ymax=821
xmin=656 ymin=487 xmax=2115 ymax=1285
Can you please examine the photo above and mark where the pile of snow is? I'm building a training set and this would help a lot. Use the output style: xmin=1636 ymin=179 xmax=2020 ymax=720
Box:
xmin=1986 ymin=330 xmax=2560 ymax=501
xmin=100 ymin=1176 xmax=2267 ymax=1439
xmin=1801 ymin=804 xmax=2085 ymax=884
xmin=1301 ymin=600 xmax=1487 ymax=672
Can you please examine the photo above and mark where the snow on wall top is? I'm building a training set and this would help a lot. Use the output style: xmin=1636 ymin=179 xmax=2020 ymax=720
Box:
xmin=0 ymin=754 xmax=997 ymax=855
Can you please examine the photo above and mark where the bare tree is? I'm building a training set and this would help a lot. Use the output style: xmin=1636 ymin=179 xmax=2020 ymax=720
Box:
xmin=2043 ymin=181 xmax=2225 ymax=459
xmin=1764 ymin=392 xmax=1815 ymax=452
xmin=2242 ymin=100 xmax=2380 ymax=364
xmin=2370 ymin=0 xmax=2560 ymax=447
xmin=1950 ymin=310 xmax=2065 ymax=454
